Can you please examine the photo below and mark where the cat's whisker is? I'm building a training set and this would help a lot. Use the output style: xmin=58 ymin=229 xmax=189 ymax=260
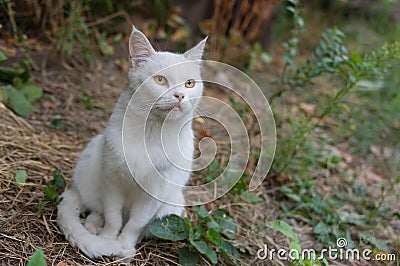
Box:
xmin=154 ymin=40 xmax=161 ymax=52
xmin=163 ymin=37 xmax=170 ymax=51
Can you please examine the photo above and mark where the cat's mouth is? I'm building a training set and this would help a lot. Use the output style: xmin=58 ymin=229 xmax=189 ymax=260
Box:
xmin=172 ymin=104 xmax=182 ymax=111
xmin=154 ymin=104 xmax=183 ymax=113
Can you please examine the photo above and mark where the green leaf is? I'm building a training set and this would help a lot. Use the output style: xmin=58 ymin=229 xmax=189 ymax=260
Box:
xmin=178 ymin=247 xmax=199 ymax=266
xmin=358 ymin=232 xmax=390 ymax=252
xmin=37 ymin=201 xmax=49 ymax=216
xmin=44 ymin=186 xmax=58 ymax=201
xmin=206 ymin=220 xmax=221 ymax=233
xmin=3 ymin=85 xmax=34 ymax=116
xmin=21 ymin=85 xmax=42 ymax=103
xmin=189 ymin=239 xmax=218 ymax=264
xmin=270 ymin=220 xmax=299 ymax=243
xmin=313 ymin=222 xmax=332 ymax=238
xmin=241 ymin=191 xmax=263 ymax=203
xmin=27 ymin=248 xmax=47 ymax=266
xmin=98 ymin=33 xmax=114 ymax=56
xmin=260 ymin=52 xmax=272 ymax=63
xmin=150 ymin=214 xmax=189 ymax=240
xmin=0 ymin=49 xmax=7 ymax=63
xmin=233 ymin=179 xmax=247 ymax=192
xmin=206 ymin=228 xmax=221 ymax=246
xmin=81 ymin=92 xmax=94 ymax=110
xmin=213 ymin=209 xmax=237 ymax=239
xmin=51 ymin=170 xmax=66 ymax=188
xmin=220 ymin=239 xmax=240 ymax=265
xmin=0 ymin=65 xmax=28 ymax=83
xmin=340 ymin=211 xmax=367 ymax=225
xmin=15 ymin=170 xmax=28 ymax=184
xmin=51 ymin=115 xmax=64 ymax=129
xmin=193 ymin=206 xmax=212 ymax=221
xmin=289 ymin=241 xmax=302 ymax=253
xmin=189 ymin=224 xmax=203 ymax=241
xmin=209 ymin=158 xmax=219 ymax=172
xmin=113 ymin=33 xmax=123 ymax=43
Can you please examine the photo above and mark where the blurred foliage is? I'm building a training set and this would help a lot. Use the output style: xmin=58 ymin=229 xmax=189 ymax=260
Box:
xmin=351 ymin=62 xmax=400 ymax=153
xmin=269 ymin=0 xmax=399 ymax=253
xmin=0 ymin=50 xmax=42 ymax=116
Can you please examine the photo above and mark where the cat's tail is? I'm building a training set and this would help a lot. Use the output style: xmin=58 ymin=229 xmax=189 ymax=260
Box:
xmin=57 ymin=188 xmax=123 ymax=258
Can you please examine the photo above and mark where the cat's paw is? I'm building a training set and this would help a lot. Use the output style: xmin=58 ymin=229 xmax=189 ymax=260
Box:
xmin=117 ymin=247 xmax=136 ymax=262
xmin=85 ymin=223 xmax=100 ymax=235
xmin=118 ymin=235 xmax=136 ymax=250
xmin=99 ymin=229 xmax=118 ymax=240
xmin=84 ymin=212 xmax=104 ymax=235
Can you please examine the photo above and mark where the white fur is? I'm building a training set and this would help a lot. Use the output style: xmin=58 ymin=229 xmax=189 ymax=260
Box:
xmin=57 ymin=26 xmax=207 ymax=259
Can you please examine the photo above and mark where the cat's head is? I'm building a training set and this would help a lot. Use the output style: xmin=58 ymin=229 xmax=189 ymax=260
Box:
xmin=127 ymin=26 xmax=207 ymax=121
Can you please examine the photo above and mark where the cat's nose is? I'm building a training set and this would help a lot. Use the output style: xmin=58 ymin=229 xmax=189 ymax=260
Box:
xmin=174 ymin=93 xmax=185 ymax=102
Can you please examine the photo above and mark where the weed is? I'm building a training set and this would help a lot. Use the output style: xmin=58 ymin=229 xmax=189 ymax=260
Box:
xmin=27 ymin=248 xmax=46 ymax=266
xmin=50 ymin=115 xmax=65 ymax=130
xmin=248 ymin=43 xmax=272 ymax=71
xmin=0 ymin=51 xmax=43 ymax=116
xmin=81 ymin=92 xmax=96 ymax=110
xmin=150 ymin=206 xmax=240 ymax=265
xmin=14 ymin=169 xmax=27 ymax=184
xmin=269 ymin=220 xmax=328 ymax=265
xmin=38 ymin=170 xmax=66 ymax=216
xmin=55 ymin=1 xmax=93 ymax=64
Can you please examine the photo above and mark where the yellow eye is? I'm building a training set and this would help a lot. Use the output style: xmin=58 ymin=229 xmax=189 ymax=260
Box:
xmin=185 ymin=79 xmax=195 ymax=88
xmin=154 ymin=75 xmax=167 ymax=85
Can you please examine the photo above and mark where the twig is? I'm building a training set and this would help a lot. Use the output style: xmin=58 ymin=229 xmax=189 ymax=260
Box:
xmin=86 ymin=11 xmax=132 ymax=28
xmin=7 ymin=2 xmax=18 ymax=40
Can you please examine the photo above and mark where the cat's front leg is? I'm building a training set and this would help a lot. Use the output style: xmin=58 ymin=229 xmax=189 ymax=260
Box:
xmin=156 ymin=190 xmax=185 ymax=218
xmin=99 ymin=190 xmax=124 ymax=240
xmin=117 ymin=194 xmax=160 ymax=254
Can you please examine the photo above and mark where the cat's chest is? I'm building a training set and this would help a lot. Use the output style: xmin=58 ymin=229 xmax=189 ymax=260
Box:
xmin=124 ymin=127 xmax=193 ymax=175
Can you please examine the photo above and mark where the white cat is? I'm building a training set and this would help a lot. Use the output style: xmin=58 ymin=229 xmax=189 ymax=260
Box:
xmin=57 ymin=26 xmax=207 ymax=259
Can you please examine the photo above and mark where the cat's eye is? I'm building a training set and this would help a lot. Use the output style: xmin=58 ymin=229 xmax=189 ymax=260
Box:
xmin=154 ymin=75 xmax=167 ymax=85
xmin=185 ymin=79 xmax=195 ymax=88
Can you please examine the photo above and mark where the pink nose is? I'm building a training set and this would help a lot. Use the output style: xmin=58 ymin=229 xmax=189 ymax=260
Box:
xmin=174 ymin=93 xmax=185 ymax=102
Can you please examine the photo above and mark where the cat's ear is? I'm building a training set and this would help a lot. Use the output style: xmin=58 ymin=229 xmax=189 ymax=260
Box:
xmin=184 ymin=37 xmax=208 ymax=61
xmin=129 ymin=25 xmax=155 ymax=69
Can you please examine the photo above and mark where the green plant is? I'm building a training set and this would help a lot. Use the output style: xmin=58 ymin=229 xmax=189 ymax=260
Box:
xmin=50 ymin=115 xmax=65 ymax=130
xmin=267 ymin=0 xmax=400 ymax=258
xmin=203 ymin=158 xmax=220 ymax=182
xmin=150 ymin=206 xmax=240 ymax=265
xmin=81 ymin=92 xmax=95 ymax=110
xmin=271 ymin=3 xmax=400 ymax=175
xmin=350 ymin=61 xmax=400 ymax=154
xmin=232 ymin=175 xmax=263 ymax=204
xmin=279 ymin=178 xmax=346 ymax=247
xmin=0 ymin=51 xmax=43 ymax=117
xmin=15 ymin=169 xmax=28 ymax=184
xmin=38 ymin=170 xmax=66 ymax=215
xmin=56 ymin=2 xmax=93 ymax=64
xmin=248 ymin=43 xmax=272 ymax=71
xmin=270 ymin=220 xmax=327 ymax=265
xmin=27 ymin=248 xmax=46 ymax=266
